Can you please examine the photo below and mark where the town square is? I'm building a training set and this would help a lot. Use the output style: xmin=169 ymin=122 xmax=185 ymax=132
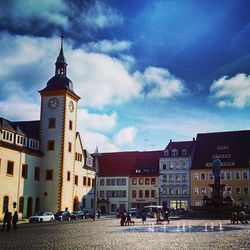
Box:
xmin=1 ymin=1 xmax=250 ymax=249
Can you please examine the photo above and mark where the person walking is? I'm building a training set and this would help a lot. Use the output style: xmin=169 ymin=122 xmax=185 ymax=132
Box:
xmin=12 ymin=211 xmax=18 ymax=229
xmin=2 ymin=209 xmax=9 ymax=231
xmin=142 ymin=213 xmax=147 ymax=225
xmin=6 ymin=211 xmax=12 ymax=231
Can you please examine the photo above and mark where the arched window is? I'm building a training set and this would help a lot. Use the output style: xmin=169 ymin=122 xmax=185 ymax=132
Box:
xmin=19 ymin=197 xmax=24 ymax=213
xmin=3 ymin=196 xmax=9 ymax=213
xmin=171 ymin=149 xmax=178 ymax=156
xmin=35 ymin=197 xmax=40 ymax=213
xmin=164 ymin=150 xmax=169 ymax=157
xmin=182 ymin=149 xmax=187 ymax=156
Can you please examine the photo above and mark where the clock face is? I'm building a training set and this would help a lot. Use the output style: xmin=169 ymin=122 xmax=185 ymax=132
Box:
xmin=69 ymin=100 xmax=74 ymax=112
xmin=48 ymin=97 xmax=59 ymax=110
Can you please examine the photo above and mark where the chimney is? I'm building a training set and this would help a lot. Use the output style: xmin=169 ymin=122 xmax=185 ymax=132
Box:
xmin=193 ymin=137 xmax=195 ymax=141
xmin=170 ymin=139 xmax=172 ymax=143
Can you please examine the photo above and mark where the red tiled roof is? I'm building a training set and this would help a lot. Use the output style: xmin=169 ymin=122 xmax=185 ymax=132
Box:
xmin=164 ymin=140 xmax=196 ymax=156
xmin=98 ymin=150 xmax=163 ymax=176
xmin=191 ymin=130 xmax=250 ymax=170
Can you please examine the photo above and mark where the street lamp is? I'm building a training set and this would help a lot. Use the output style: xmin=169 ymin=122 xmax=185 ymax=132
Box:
xmin=93 ymin=146 xmax=100 ymax=221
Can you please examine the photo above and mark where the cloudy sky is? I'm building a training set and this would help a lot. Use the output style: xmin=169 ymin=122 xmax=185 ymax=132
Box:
xmin=1 ymin=0 xmax=250 ymax=153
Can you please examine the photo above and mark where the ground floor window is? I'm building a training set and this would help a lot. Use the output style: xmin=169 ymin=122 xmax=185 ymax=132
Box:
xmin=3 ymin=196 xmax=9 ymax=212
xmin=170 ymin=200 xmax=188 ymax=209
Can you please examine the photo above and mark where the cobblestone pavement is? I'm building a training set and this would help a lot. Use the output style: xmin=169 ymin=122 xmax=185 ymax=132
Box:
xmin=0 ymin=217 xmax=249 ymax=250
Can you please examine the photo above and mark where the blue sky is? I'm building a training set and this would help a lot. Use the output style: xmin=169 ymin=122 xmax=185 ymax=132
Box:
xmin=0 ymin=0 xmax=250 ymax=153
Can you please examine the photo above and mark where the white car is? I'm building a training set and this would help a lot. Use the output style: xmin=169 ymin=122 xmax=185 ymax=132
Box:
xmin=29 ymin=212 xmax=55 ymax=223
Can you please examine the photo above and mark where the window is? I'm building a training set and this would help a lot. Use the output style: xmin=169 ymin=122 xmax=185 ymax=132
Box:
xmin=145 ymin=178 xmax=150 ymax=184
xmin=34 ymin=167 xmax=40 ymax=181
xmin=169 ymin=174 xmax=174 ymax=182
xmin=176 ymin=187 xmax=181 ymax=195
xmin=47 ymin=140 xmax=55 ymax=151
xmin=169 ymin=163 xmax=174 ymax=169
xmin=68 ymin=142 xmax=72 ymax=152
xmin=201 ymin=187 xmax=206 ymax=194
xmin=145 ymin=190 xmax=149 ymax=198
xmin=87 ymin=177 xmax=91 ymax=186
xmin=139 ymin=178 xmax=144 ymax=185
xmin=169 ymin=188 xmax=174 ymax=195
xmin=194 ymin=187 xmax=199 ymax=195
xmin=235 ymin=187 xmax=241 ymax=195
xmin=7 ymin=161 xmax=14 ymax=176
xmin=151 ymin=190 xmax=155 ymax=198
xmin=67 ymin=171 xmax=70 ymax=181
xmin=235 ymin=171 xmax=240 ymax=180
xmin=176 ymin=163 xmax=181 ymax=169
xmin=19 ymin=197 xmax=24 ymax=213
xmin=22 ymin=164 xmax=28 ymax=179
xmin=3 ymin=196 xmax=9 ymax=213
xmin=243 ymin=171 xmax=249 ymax=180
xmin=139 ymin=190 xmax=143 ymax=198
xmin=92 ymin=178 xmax=95 ymax=187
xmin=194 ymin=173 xmax=199 ymax=180
xmin=226 ymin=172 xmax=231 ymax=180
xmin=182 ymin=174 xmax=187 ymax=182
xmin=181 ymin=149 xmax=187 ymax=156
xmin=209 ymin=172 xmax=213 ymax=180
xmin=226 ymin=187 xmax=231 ymax=194
xmin=243 ymin=187 xmax=249 ymax=195
xmin=164 ymin=150 xmax=169 ymax=156
xmin=151 ymin=178 xmax=156 ymax=185
xmin=99 ymin=191 xmax=104 ymax=198
xmin=132 ymin=178 xmax=137 ymax=185
xmin=46 ymin=169 xmax=53 ymax=180
xmin=100 ymin=179 xmax=104 ymax=186
xmin=163 ymin=175 xmax=167 ymax=182
xmin=75 ymin=175 xmax=78 ymax=185
xmin=132 ymin=190 xmax=136 ymax=198
xmin=201 ymin=173 xmax=206 ymax=180
xmin=83 ymin=176 xmax=87 ymax=185
xmin=175 ymin=175 xmax=180 ymax=182
xmin=162 ymin=164 xmax=166 ymax=170
xmin=69 ymin=120 xmax=73 ymax=130
xmin=182 ymin=187 xmax=187 ymax=195
xmin=171 ymin=149 xmax=178 ymax=156
xmin=48 ymin=118 xmax=56 ymax=128
xmin=220 ymin=172 xmax=225 ymax=180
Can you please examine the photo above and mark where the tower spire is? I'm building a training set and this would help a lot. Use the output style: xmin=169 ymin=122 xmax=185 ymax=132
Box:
xmin=55 ymin=35 xmax=67 ymax=76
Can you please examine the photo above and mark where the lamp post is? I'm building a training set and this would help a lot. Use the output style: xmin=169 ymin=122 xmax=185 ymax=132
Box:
xmin=93 ymin=146 xmax=100 ymax=221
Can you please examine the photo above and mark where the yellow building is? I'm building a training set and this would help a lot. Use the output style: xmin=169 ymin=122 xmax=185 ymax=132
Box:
xmin=0 ymin=37 xmax=95 ymax=220
xmin=191 ymin=131 xmax=250 ymax=207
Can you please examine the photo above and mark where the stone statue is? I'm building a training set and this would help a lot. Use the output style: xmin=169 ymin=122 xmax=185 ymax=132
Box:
xmin=212 ymin=156 xmax=222 ymax=181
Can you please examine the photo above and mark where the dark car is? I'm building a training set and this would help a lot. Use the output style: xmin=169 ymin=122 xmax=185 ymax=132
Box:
xmin=70 ymin=210 xmax=85 ymax=220
xmin=54 ymin=211 xmax=71 ymax=221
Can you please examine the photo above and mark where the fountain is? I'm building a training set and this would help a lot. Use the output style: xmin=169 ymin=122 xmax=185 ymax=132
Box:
xmin=211 ymin=222 xmax=214 ymax=229
xmin=204 ymin=223 xmax=208 ymax=232
xmin=219 ymin=222 xmax=223 ymax=231
xmin=192 ymin=157 xmax=233 ymax=219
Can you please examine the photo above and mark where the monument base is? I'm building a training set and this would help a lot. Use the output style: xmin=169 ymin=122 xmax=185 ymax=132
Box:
xmin=191 ymin=206 xmax=232 ymax=219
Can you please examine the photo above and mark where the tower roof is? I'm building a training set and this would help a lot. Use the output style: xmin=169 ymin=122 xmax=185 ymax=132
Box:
xmin=56 ymin=36 xmax=67 ymax=64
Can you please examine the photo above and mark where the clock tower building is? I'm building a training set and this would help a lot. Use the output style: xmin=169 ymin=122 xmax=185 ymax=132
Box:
xmin=39 ymin=37 xmax=80 ymax=212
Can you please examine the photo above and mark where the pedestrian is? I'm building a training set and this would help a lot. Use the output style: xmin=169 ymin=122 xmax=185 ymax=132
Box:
xmin=97 ymin=209 xmax=101 ymax=219
xmin=2 ymin=209 xmax=9 ymax=231
xmin=142 ymin=213 xmax=146 ymax=225
xmin=12 ymin=211 xmax=18 ymax=229
xmin=6 ymin=211 xmax=12 ymax=231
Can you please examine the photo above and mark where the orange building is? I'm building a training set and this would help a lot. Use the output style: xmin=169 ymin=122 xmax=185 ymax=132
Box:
xmin=191 ymin=131 xmax=250 ymax=207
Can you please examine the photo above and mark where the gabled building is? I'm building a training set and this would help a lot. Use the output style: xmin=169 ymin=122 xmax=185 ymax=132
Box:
xmin=0 ymin=37 xmax=94 ymax=220
xmin=97 ymin=150 xmax=163 ymax=213
xmin=191 ymin=130 xmax=250 ymax=207
xmin=159 ymin=139 xmax=196 ymax=209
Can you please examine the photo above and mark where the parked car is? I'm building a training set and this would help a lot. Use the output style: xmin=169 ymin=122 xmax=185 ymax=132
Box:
xmin=128 ymin=208 xmax=139 ymax=216
xmin=29 ymin=212 xmax=55 ymax=223
xmin=70 ymin=210 xmax=85 ymax=220
xmin=54 ymin=211 xmax=71 ymax=221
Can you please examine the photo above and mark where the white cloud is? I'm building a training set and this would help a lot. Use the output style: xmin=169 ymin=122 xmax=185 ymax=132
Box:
xmin=77 ymin=109 xmax=117 ymax=132
xmin=114 ymin=126 xmax=137 ymax=146
xmin=82 ymin=131 xmax=119 ymax=153
xmin=210 ymin=73 xmax=250 ymax=108
xmin=134 ymin=67 xmax=185 ymax=98
xmin=69 ymin=49 xmax=141 ymax=108
xmin=83 ymin=40 xmax=131 ymax=53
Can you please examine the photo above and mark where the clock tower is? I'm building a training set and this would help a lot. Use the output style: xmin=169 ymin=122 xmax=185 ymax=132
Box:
xmin=39 ymin=36 xmax=80 ymax=212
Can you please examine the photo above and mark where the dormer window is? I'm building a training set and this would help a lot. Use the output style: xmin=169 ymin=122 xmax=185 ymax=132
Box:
xmin=171 ymin=149 xmax=178 ymax=156
xmin=164 ymin=150 xmax=169 ymax=157
xmin=181 ymin=149 xmax=187 ymax=156
xmin=2 ymin=130 xmax=14 ymax=143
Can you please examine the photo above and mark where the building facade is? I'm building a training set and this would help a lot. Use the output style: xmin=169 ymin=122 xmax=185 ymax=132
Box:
xmin=0 ymin=38 xmax=94 ymax=219
xmin=159 ymin=139 xmax=195 ymax=209
xmin=191 ymin=131 xmax=250 ymax=207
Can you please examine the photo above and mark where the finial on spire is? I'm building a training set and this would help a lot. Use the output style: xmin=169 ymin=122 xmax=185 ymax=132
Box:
xmin=60 ymin=35 xmax=64 ymax=50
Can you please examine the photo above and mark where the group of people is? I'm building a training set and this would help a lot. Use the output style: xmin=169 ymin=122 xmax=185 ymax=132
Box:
xmin=120 ymin=212 xmax=131 ymax=226
xmin=156 ymin=208 xmax=170 ymax=224
xmin=2 ymin=209 xmax=18 ymax=232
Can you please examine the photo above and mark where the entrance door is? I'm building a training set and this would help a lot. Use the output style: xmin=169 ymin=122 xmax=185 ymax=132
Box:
xmin=73 ymin=197 xmax=79 ymax=211
xmin=27 ymin=197 xmax=33 ymax=218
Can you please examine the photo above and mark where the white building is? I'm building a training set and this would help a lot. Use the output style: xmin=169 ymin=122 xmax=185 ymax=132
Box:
xmin=159 ymin=139 xmax=196 ymax=209
xmin=0 ymin=37 xmax=95 ymax=219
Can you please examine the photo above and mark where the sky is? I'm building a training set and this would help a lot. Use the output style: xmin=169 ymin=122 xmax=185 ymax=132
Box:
xmin=0 ymin=0 xmax=250 ymax=153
